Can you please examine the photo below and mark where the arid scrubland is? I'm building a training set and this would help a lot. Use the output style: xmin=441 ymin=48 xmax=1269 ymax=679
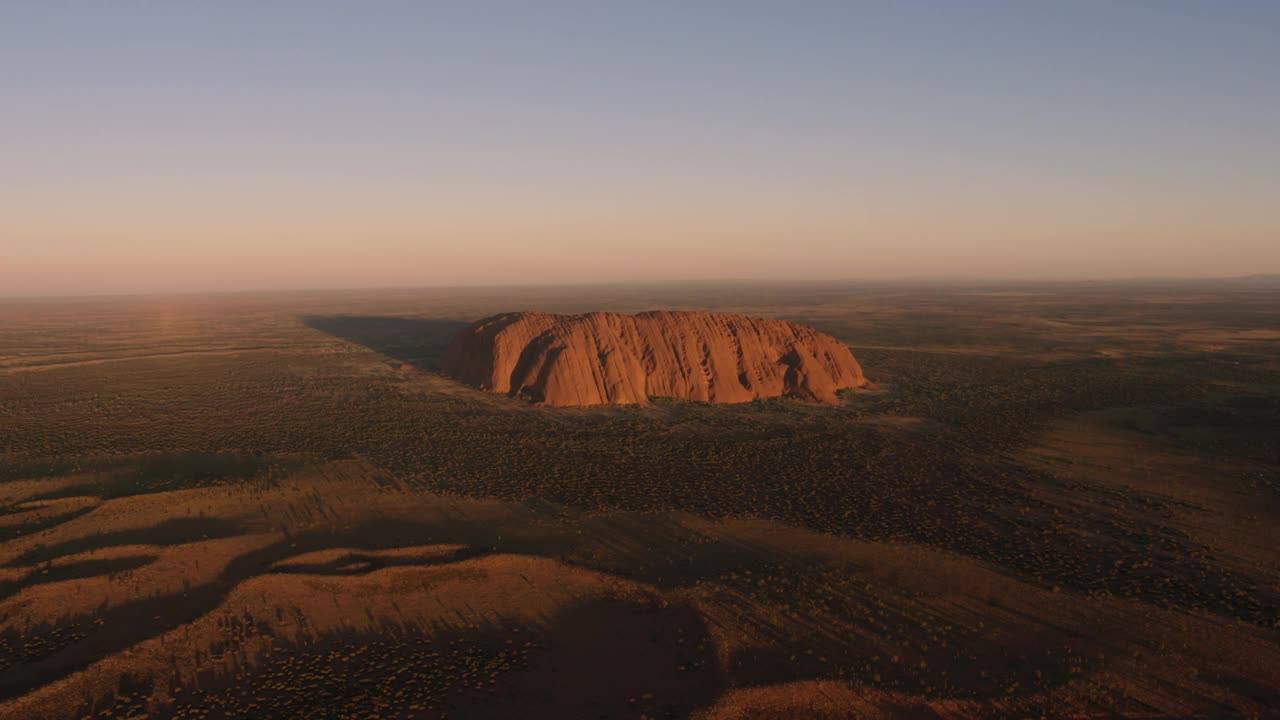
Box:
xmin=0 ymin=282 xmax=1277 ymax=718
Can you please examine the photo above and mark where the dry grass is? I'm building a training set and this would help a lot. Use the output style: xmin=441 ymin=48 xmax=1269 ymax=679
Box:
xmin=0 ymin=462 xmax=1273 ymax=718
xmin=0 ymin=282 xmax=1277 ymax=718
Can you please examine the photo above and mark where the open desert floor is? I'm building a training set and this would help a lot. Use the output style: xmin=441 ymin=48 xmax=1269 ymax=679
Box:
xmin=1 ymin=281 xmax=1277 ymax=719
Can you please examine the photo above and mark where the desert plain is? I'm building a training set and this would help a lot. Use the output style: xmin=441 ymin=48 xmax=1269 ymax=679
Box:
xmin=0 ymin=280 xmax=1277 ymax=719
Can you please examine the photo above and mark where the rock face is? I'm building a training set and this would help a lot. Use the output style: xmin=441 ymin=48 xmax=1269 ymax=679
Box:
xmin=441 ymin=311 xmax=866 ymax=407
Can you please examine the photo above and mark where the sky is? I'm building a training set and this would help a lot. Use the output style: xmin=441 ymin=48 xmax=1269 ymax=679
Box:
xmin=2 ymin=1 xmax=1278 ymax=296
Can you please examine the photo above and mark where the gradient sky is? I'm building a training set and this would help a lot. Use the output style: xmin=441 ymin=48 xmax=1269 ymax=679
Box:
xmin=3 ymin=1 xmax=1278 ymax=295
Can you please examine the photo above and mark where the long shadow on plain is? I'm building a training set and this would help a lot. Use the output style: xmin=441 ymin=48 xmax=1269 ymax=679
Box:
xmin=4 ymin=517 xmax=240 ymax=567
xmin=0 ymin=555 xmax=157 ymax=603
xmin=301 ymin=316 xmax=471 ymax=372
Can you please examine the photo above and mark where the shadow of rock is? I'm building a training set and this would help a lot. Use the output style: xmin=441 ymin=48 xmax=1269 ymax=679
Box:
xmin=478 ymin=597 xmax=722 ymax=719
xmin=0 ymin=518 xmax=493 ymax=700
xmin=5 ymin=517 xmax=241 ymax=567
xmin=32 ymin=453 xmax=284 ymax=503
xmin=97 ymin=596 xmax=721 ymax=720
xmin=301 ymin=315 xmax=471 ymax=371
xmin=268 ymin=545 xmax=487 ymax=576
xmin=0 ymin=555 xmax=157 ymax=603
xmin=0 ymin=506 xmax=98 ymax=544
xmin=131 ymin=621 xmax=536 ymax=719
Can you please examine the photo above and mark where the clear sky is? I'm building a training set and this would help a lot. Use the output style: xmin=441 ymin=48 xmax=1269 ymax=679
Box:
xmin=3 ymin=1 xmax=1278 ymax=295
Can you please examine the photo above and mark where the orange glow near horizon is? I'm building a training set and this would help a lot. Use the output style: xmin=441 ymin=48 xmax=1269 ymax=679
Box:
xmin=3 ymin=3 xmax=1277 ymax=295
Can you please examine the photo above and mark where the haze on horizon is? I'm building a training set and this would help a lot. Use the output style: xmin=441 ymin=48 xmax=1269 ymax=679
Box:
xmin=3 ymin=1 xmax=1278 ymax=297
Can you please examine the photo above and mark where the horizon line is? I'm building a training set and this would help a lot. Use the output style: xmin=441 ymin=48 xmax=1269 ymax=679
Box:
xmin=2 ymin=273 xmax=1278 ymax=302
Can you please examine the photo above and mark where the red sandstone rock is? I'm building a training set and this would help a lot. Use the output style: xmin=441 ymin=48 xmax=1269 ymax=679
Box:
xmin=441 ymin=311 xmax=867 ymax=407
